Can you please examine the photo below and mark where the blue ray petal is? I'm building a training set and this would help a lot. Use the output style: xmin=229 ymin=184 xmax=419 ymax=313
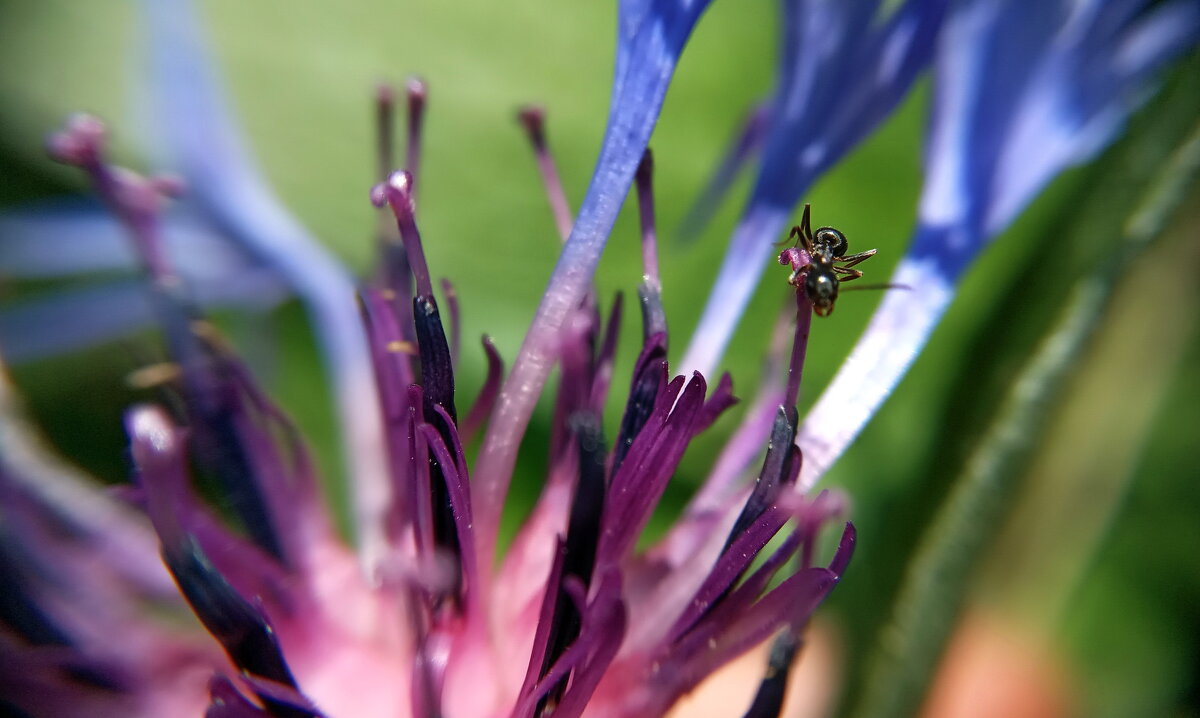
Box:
xmin=138 ymin=0 xmax=391 ymax=559
xmin=0 ymin=198 xmax=256 ymax=281
xmin=0 ymin=272 xmax=288 ymax=363
xmin=797 ymin=0 xmax=1199 ymax=488
xmin=682 ymin=0 xmax=948 ymax=377
xmin=475 ymin=0 xmax=715 ymax=554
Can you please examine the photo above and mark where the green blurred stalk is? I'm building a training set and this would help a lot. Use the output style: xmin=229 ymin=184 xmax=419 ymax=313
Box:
xmin=979 ymin=201 xmax=1200 ymax=635
xmin=849 ymin=119 xmax=1200 ymax=718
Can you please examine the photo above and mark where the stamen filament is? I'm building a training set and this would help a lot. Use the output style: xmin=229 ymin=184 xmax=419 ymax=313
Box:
xmin=375 ymin=83 xmax=395 ymax=182
xmin=634 ymin=149 xmax=667 ymax=341
xmin=406 ymin=78 xmax=427 ymax=195
xmin=373 ymin=170 xmax=435 ymax=299
xmin=784 ymin=291 xmax=813 ymax=410
xmin=518 ymin=106 xmax=574 ymax=242
xmin=635 ymin=149 xmax=661 ymax=291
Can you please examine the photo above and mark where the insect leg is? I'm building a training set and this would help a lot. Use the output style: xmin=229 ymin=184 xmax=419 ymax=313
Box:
xmin=838 ymin=248 xmax=878 ymax=268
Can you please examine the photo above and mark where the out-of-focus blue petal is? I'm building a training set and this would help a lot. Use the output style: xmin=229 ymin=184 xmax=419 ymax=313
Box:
xmin=796 ymin=0 xmax=1198 ymax=488
xmin=676 ymin=102 xmax=769 ymax=242
xmin=0 ymin=198 xmax=258 ymax=281
xmin=682 ymin=0 xmax=948 ymax=377
xmin=475 ymin=0 xmax=714 ymax=556
xmin=0 ymin=271 xmax=288 ymax=363
xmin=139 ymin=0 xmax=390 ymax=560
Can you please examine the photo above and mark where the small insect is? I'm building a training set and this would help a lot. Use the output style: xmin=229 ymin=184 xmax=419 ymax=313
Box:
xmin=778 ymin=203 xmax=878 ymax=316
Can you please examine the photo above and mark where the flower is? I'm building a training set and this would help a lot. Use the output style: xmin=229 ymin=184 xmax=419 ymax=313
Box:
xmin=0 ymin=2 xmax=859 ymax=715
xmin=3 ymin=0 xmax=1193 ymax=715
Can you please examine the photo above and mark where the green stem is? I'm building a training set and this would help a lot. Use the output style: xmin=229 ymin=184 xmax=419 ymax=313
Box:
xmin=850 ymin=119 xmax=1200 ymax=718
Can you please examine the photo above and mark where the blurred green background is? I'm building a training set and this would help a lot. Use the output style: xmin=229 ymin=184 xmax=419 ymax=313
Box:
xmin=1 ymin=1 xmax=1197 ymax=716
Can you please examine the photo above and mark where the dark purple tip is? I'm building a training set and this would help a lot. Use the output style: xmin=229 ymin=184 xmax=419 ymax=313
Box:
xmin=46 ymin=114 xmax=106 ymax=168
xmin=517 ymin=105 xmax=547 ymax=148
xmin=517 ymin=104 xmax=573 ymax=241
xmin=612 ymin=333 xmax=667 ymax=473
xmin=536 ymin=412 xmax=607 ymax=713
xmin=0 ymin=538 xmax=74 ymax=647
xmin=406 ymin=77 xmax=428 ymax=107
xmin=374 ymin=170 xmax=434 ymax=298
xmin=784 ymin=290 xmax=813 ymax=410
xmin=723 ymin=405 xmax=799 ymax=551
xmin=678 ymin=102 xmax=770 ymax=241
xmin=634 ymin=148 xmax=660 ymax=287
xmin=165 ymin=536 xmax=299 ymax=691
xmin=375 ymin=83 xmax=396 ymax=182
xmin=739 ymin=632 xmax=800 ymax=718
xmin=828 ymin=521 xmax=856 ymax=578
xmin=459 ymin=336 xmax=504 ymax=442
xmin=405 ymin=77 xmax=427 ymax=191
xmin=375 ymin=82 xmax=396 ymax=107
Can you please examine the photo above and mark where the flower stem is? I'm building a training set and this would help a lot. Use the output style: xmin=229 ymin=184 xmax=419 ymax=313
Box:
xmin=850 ymin=118 xmax=1200 ymax=718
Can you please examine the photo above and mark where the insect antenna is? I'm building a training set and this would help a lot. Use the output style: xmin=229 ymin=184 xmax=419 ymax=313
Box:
xmin=838 ymin=282 xmax=911 ymax=293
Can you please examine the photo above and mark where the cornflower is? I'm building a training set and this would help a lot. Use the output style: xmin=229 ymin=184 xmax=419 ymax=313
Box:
xmin=0 ymin=94 xmax=853 ymax=718
xmin=0 ymin=1 xmax=858 ymax=716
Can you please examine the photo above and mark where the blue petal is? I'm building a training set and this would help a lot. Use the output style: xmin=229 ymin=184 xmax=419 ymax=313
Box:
xmin=0 ymin=198 xmax=258 ymax=280
xmin=676 ymin=102 xmax=769 ymax=242
xmin=0 ymin=272 xmax=288 ymax=363
xmin=475 ymin=0 xmax=715 ymax=551
xmin=139 ymin=0 xmax=391 ymax=556
xmin=682 ymin=0 xmax=947 ymax=377
xmin=918 ymin=0 xmax=1200 ymax=276
xmin=798 ymin=0 xmax=1198 ymax=487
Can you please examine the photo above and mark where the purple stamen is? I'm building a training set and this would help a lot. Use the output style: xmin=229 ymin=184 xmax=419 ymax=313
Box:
xmin=50 ymin=116 xmax=294 ymax=563
xmin=634 ymin=149 xmax=667 ymax=340
xmin=514 ymin=537 xmax=569 ymax=715
xmin=412 ymin=302 xmax=459 ymax=556
xmin=374 ymin=83 xmax=396 ymax=182
xmin=548 ymin=302 xmax=600 ymax=463
xmin=515 ymin=570 xmax=626 ymax=718
xmin=518 ymin=106 xmax=573 ymax=242
xmin=127 ymin=408 xmax=309 ymax=712
xmin=599 ymin=373 xmax=709 ymax=568
xmin=371 ymin=172 xmax=461 ymax=576
xmin=721 ymin=407 xmax=799 ymax=551
xmin=739 ymin=632 xmax=800 ymax=718
xmin=372 ymin=84 xmax=414 ymax=309
xmin=587 ymin=293 xmax=624 ymax=413
xmin=535 ymin=412 xmax=607 ymax=714
xmin=405 ymin=78 xmax=427 ymax=197
xmin=440 ymin=277 xmax=461 ymax=365
xmin=418 ymin=412 xmax=478 ymax=612
xmin=459 ymin=336 xmax=504 ymax=442
xmin=677 ymin=102 xmax=770 ymax=241
xmin=691 ymin=372 xmax=737 ymax=437
xmin=634 ymin=150 xmax=661 ymax=290
xmin=47 ymin=115 xmax=179 ymax=284
xmin=784 ymin=290 xmax=813 ymax=410
xmin=373 ymin=170 xmax=434 ymax=299
xmin=405 ymin=389 xmax=436 ymax=560
xmin=611 ymin=333 xmax=668 ymax=474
